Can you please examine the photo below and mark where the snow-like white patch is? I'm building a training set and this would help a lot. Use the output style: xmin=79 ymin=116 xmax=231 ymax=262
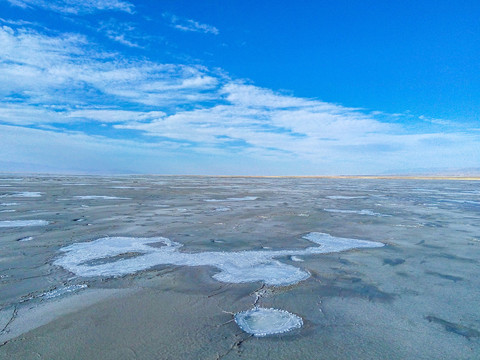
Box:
xmin=323 ymin=208 xmax=390 ymax=217
xmin=74 ymin=196 xmax=130 ymax=200
xmin=214 ymin=207 xmax=231 ymax=212
xmin=18 ymin=236 xmax=34 ymax=242
xmin=327 ymin=195 xmax=366 ymax=200
xmin=0 ymin=209 xmax=16 ymax=213
xmin=38 ymin=284 xmax=87 ymax=300
xmin=234 ymin=308 xmax=303 ymax=336
xmin=290 ymin=256 xmax=304 ymax=262
xmin=54 ymin=232 xmax=383 ymax=286
xmin=205 ymin=196 xmax=258 ymax=202
xmin=0 ymin=203 xmax=18 ymax=206
xmin=110 ymin=186 xmax=141 ymax=189
xmin=0 ymin=192 xmax=43 ymax=198
xmin=0 ymin=220 xmax=49 ymax=227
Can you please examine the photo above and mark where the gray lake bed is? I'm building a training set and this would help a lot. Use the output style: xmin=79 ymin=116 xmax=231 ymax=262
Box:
xmin=0 ymin=175 xmax=479 ymax=359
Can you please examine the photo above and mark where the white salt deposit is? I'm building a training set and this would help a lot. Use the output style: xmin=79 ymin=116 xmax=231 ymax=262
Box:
xmin=0 ymin=192 xmax=43 ymax=198
xmin=323 ymin=208 xmax=390 ymax=217
xmin=205 ymin=196 xmax=258 ymax=202
xmin=110 ymin=186 xmax=140 ymax=189
xmin=74 ymin=196 xmax=130 ymax=200
xmin=54 ymin=232 xmax=383 ymax=286
xmin=0 ymin=220 xmax=49 ymax=227
xmin=290 ymin=256 xmax=304 ymax=262
xmin=327 ymin=195 xmax=366 ymax=200
xmin=18 ymin=236 xmax=34 ymax=242
xmin=39 ymin=284 xmax=87 ymax=299
xmin=234 ymin=308 xmax=303 ymax=336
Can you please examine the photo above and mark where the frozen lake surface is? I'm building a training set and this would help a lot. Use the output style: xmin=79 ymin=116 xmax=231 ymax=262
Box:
xmin=0 ymin=175 xmax=479 ymax=359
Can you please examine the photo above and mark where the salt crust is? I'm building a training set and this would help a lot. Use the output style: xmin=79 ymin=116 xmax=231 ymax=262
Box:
xmin=74 ymin=196 xmax=130 ymax=200
xmin=204 ymin=196 xmax=258 ymax=202
xmin=0 ymin=220 xmax=49 ymax=227
xmin=323 ymin=208 xmax=390 ymax=217
xmin=234 ymin=307 xmax=303 ymax=336
xmin=54 ymin=232 xmax=383 ymax=286
xmin=0 ymin=192 xmax=43 ymax=198
xmin=39 ymin=284 xmax=87 ymax=299
xmin=18 ymin=236 xmax=34 ymax=242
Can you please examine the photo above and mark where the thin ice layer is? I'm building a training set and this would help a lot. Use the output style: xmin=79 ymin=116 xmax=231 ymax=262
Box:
xmin=0 ymin=220 xmax=49 ymax=227
xmin=234 ymin=308 xmax=303 ymax=336
xmin=54 ymin=232 xmax=383 ymax=286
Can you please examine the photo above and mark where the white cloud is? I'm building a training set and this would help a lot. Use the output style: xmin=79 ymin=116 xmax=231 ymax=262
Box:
xmin=1 ymin=24 xmax=478 ymax=174
xmin=0 ymin=26 xmax=220 ymax=110
xmin=163 ymin=13 xmax=219 ymax=35
xmin=66 ymin=109 xmax=166 ymax=123
xmin=6 ymin=0 xmax=134 ymax=14
xmin=98 ymin=20 xmax=143 ymax=48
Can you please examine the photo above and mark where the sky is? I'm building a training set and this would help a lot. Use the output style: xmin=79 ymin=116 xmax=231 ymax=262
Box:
xmin=0 ymin=0 xmax=479 ymax=175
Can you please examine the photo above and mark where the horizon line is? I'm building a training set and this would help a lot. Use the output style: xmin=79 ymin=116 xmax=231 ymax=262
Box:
xmin=1 ymin=172 xmax=479 ymax=181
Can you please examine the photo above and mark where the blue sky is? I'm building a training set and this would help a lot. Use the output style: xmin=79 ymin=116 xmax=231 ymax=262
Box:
xmin=0 ymin=0 xmax=479 ymax=175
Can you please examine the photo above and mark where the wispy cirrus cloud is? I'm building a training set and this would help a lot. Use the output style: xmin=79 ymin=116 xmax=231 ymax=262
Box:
xmin=6 ymin=0 xmax=134 ymax=14
xmin=97 ymin=19 xmax=144 ymax=48
xmin=163 ymin=13 xmax=219 ymax=35
xmin=0 ymin=25 xmax=220 ymax=108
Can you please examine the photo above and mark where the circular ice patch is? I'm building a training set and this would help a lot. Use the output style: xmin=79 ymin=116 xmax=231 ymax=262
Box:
xmin=234 ymin=307 xmax=303 ymax=337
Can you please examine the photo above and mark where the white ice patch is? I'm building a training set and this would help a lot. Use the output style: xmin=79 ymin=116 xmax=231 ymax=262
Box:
xmin=0 ymin=203 xmax=18 ymax=206
xmin=0 ymin=192 xmax=43 ymax=198
xmin=54 ymin=232 xmax=383 ymax=286
xmin=74 ymin=196 xmax=130 ymax=200
xmin=214 ymin=207 xmax=231 ymax=212
xmin=0 ymin=209 xmax=16 ymax=213
xmin=205 ymin=196 xmax=258 ymax=202
xmin=234 ymin=308 xmax=303 ymax=336
xmin=0 ymin=220 xmax=49 ymax=227
xmin=323 ymin=209 xmax=390 ymax=217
